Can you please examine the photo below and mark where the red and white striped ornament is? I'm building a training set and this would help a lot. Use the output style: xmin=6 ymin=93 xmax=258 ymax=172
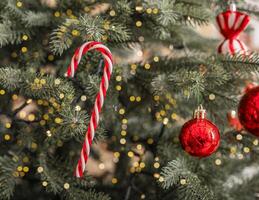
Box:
xmin=216 ymin=3 xmax=250 ymax=55
xmin=66 ymin=41 xmax=113 ymax=178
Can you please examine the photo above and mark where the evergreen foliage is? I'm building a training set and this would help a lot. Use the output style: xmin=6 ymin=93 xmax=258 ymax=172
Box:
xmin=0 ymin=0 xmax=258 ymax=199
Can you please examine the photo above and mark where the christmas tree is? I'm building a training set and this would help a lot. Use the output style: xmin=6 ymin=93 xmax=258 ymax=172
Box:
xmin=0 ymin=0 xmax=259 ymax=199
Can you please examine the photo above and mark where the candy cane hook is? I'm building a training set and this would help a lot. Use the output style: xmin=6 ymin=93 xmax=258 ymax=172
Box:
xmin=66 ymin=41 xmax=113 ymax=177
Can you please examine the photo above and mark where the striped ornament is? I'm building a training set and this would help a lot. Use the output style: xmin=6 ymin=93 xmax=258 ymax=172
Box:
xmin=66 ymin=41 xmax=113 ymax=178
xmin=216 ymin=8 xmax=250 ymax=55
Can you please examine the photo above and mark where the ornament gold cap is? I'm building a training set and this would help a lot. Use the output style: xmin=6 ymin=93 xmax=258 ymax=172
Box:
xmin=194 ymin=105 xmax=206 ymax=119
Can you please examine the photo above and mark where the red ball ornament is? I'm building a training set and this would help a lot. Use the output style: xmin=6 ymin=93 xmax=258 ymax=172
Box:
xmin=180 ymin=106 xmax=220 ymax=157
xmin=238 ymin=86 xmax=259 ymax=136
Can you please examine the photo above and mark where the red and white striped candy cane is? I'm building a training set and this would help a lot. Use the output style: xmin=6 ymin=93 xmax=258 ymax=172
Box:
xmin=66 ymin=41 xmax=113 ymax=177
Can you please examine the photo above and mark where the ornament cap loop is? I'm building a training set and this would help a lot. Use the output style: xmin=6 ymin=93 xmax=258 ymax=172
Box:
xmin=194 ymin=105 xmax=206 ymax=119
xmin=229 ymin=3 xmax=237 ymax=12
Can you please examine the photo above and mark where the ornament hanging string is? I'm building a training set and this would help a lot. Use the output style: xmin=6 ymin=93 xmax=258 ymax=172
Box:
xmin=216 ymin=1 xmax=250 ymax=55
xmin=66 ymin=41 xmax=113 ymax=178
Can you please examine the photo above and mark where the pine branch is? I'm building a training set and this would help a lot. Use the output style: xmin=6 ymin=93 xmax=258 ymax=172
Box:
xmin=23 ymin=11 xmax=52 ymax=27
xmin=50 ymin=19 xmax=75 ymax=55
xmin=160 ymin=158 xmax=215 ymax=200
xmin=0 ymin=156 xmax=18 ymax=200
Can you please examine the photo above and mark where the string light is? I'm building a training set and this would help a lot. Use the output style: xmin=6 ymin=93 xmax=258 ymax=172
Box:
xmin=12 ymin=94 xmax=18 ymax=100
xmin=22 ymin=157 xmax=29 ymax=163
xmin=21 ymin=47 xmax=28 ymax=53
xmin=16 ymin=1 xmax=23 ymax=7
xmin=127 ymin=151 xmax=134 ymax=158
xmin=120 ymin=138 xmax=126 ymax=145
xmin=54 ymin=79 xmax=61 ymax=85
xmin=237 ymin=153 xmax=244 ymax=160
xmin=99 ymin=163 xmax=105 ymax=170
xmin=163 ymin=118 xmax=169 ymax=125
xmin=122 ymin=119 xmax=128 ymax=124
xmin=139 ymin=162 xmax=145 ymax=168
xmin=154 ymin=95 xmax=160 ymax=101
xmin=147 ymin=138 xmax=154 ymax=144
xmin=20 ymin=172 xmax=25 ymax=177
xmin=253 ymin=139 xmax=258 ymax=146
xmin=84 ymin=6 xmax=90 ymax=12
xmin=153 ymin=173 xmax=160 ymax=179
xmin=153 ymin=56 xmax=159 ymax=62
xmin=121 ymin=130 xmax=127 ymax=136
xmin=54 ymin=11 xmax=61 ymax=17
xmin=40 ymin=79 xmax=46 ymax=85
xmin=154 ymin=162 xmax=160 ymax=169
xmin=5 ymin=122 xmax=11 ymax=129
xmin=116 ymin=85 xmax=122 ymax=91
xmin=72 ymin=30 xmax=80 ymax=36
xmin=66 ymin=9 xmax=72 ymax=16
xmin=0 ymin=89 xmax=5 ymax=95
xmin=135 ymin=6 xmax=143 ymax=12
xmin=230 ymin=146 xmax=237 ymax=154
xmin=37 ymin=166 xmax=44 ymax=173
xmin=59 ymin=93 xmax=65 ymax=99
xmin=42 ymin=181 xmax=48 ymax=187
xmin=111 ymin=178 xmax=118 ymax=184
xmin=119 ymin=108 xmax=125 ymax=115
xmin=46 ymin=130 xmax=52 ymax=137
xmin=28 ymin=114 xmax=35 ymax=121
xmin=136 ymin=96 xmax=141 ymax=102
xmin=48 ymin=55 xmax=54 ymax=61
xmin=114 ymin=152 xmax=120 ymax=158
xmin=22 ymin=35 xmax=28 ymax=41
xmin=209 ymin=94 xmax=216 ymax=100
xmin=27 ymin=99 xmax=33 ymax=104
xmin=75 ymin=105 xmax=81 ymax=111
xmin=136 ymin=21 xmax=142 ymax=27
xmin=130 ymin=96 xmax=136 ymax=101
xmin=116 ymin=76 xmax=122 ymax=82
xmin=20 ymin=113 xmax=28 ymax=121
xmin=64 ymin=183 xmax=70 ymax=190
xmin=110 ymin=10 xmax=116 ymax=16
xmin=144 ymin=63 xmax=151 ymax=69
xmin=236 ymin=134 xmax=243 ymax=140
xmin=136 ymin=144 xmax=142 ymax=150
xmin=171 ymin=113 xmax=178 ymax=120
xmin=138 ymin=36 xmax=145 ymax=42
xmin=243 ymin=147 xmax=250 ymax=153
xmin=54 ymin=117 xmax=63 ymax=124
xmin=153 ymin=8 xmax=159 ymax=14
xmin=23 ymin=166 xmax=29 ymax=173
xmin=131 ymin=64 xmax=137 ymax=70
xmin=40 ymin=120 xmax=46 ymax=126
xmin=17 ymin=166 xmax=23 ymax=172
xmin=31 ymin=142 xmax=38 ymax=149
xmin=11 ymin=52 xmax=18 ymax=58
xmin=146 ymin=8 xmax=152 ymax=14
xmin=158 ymin=176 xmax=164 ymax=182
xmin=215 ymin=159 xmax=222 ymax=166
xmin=180 ymin=178 xmax=187 ymax=185
xmin=81 ymin=95 xmax=87 ymax=101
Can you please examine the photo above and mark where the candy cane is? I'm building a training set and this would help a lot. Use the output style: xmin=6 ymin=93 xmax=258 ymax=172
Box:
xmin=66 ymin=41 xmax=113 ymax=177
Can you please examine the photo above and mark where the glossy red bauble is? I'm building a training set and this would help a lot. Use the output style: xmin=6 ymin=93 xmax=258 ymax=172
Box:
xmin=238 ymin=86 xmax=259 ymax=136
xmin=180 ymin=117 xmax=220 ymax=157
